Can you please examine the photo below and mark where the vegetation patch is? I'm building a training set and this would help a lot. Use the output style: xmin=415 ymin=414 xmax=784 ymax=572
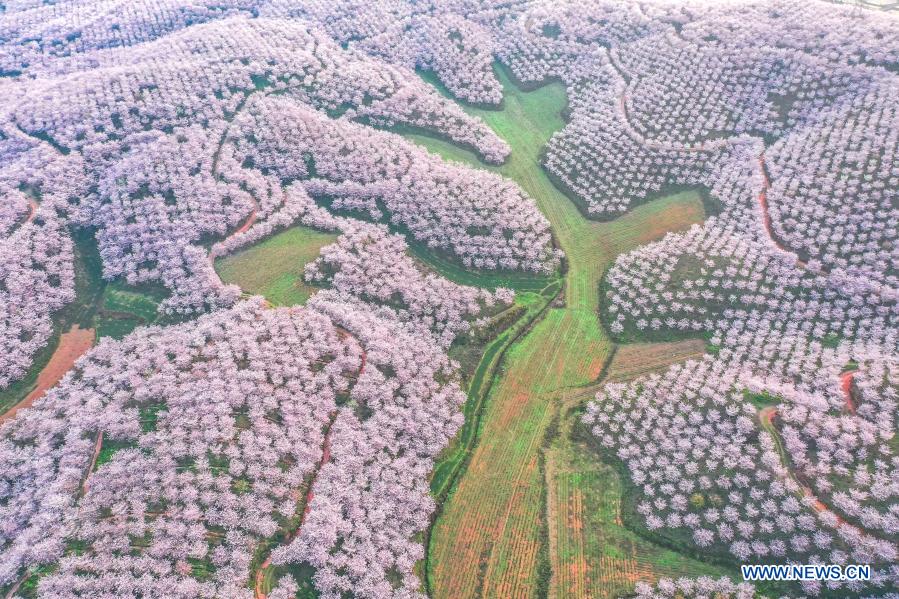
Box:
xmin=215 ymin=225 xmax=339 ymax=306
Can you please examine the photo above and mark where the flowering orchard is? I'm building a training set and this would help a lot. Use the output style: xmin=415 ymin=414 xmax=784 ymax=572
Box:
xmin=0 ymin=0 xmax=897 ymax=598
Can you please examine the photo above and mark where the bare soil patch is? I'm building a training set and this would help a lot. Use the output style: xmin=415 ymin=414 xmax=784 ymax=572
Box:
xmin=0 ymin=324 xmax=94 ymax=424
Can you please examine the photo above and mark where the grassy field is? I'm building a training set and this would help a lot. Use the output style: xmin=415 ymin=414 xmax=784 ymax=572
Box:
xmin=412 ymin=67 xmax=711 ymax=599
xmin=430 ymin=286 xmax=557 ymax=504
xmin=428 ymin=307 xmax=612 ymax=598
xmin=95 ymin=281 xmax=165 ymax=340
xmin=214 ymin=226 xmax=339 ymax=306
xmin=546 ymin=423 xmax=734 ymax=599
xmin=604 ymin=339 xmax=708 ymax=382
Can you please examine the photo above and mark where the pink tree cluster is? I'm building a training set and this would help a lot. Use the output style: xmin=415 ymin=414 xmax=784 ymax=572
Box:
xmin=304 ymin=221 xmax=513 ymax=348
xmin=0 ymin=279 xmax=488 ymax=596
xmin=604 ymin=222 xmax=896 ymax=343
xmin=7 ymin=18 xmax=505 ymax=162
xmin=676 ymin=1 xmax=899 ymax=73
xmin=260 ymin=1 xmax=504 ymax=106
xmin=0 ymin=298 xmax=362 ymax=596
xmin=0 ymin=114 xmax=82 ymax=390
xmin=541 ymin=68 xmax=717 ymax=216
xmin=268 ymin=291 xmax=467 ymax=598
xmin=0 ymin=0 xmax=258 ymax=76
xmin=774 ymin=353 xmax=899 ymax=539
xmin=633 ymin=576 xmax=756 ymax=599
xmin=1 ymin=13 xmax=519 ymax=313
xmin=0 ymin=10 xmax=553 ymax=385
xmin=498 ymin=1 xmax=665 ymax=87
xmin=0 ymin=184 xmax=75 ymax=388
xmin=496 ymin=0 xmax=898 ymax=291
xmin=765 ymin=82 xmax=898 ymax=288
xmin=88 ymin=126 xmax=246 ymax=313
xmin=593 ymin=211 xmax=897 ymax=593
xmin=585 ymin=357 xmax=898 ymax=595
xmin=0 ymin=282 xmax=486 ymax=597
xmin=233 ymin=95 xmax=558 ymax=274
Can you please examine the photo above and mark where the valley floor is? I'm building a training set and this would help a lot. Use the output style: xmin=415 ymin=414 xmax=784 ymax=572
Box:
xmin=405 ymin=68 xmax=736 ymax=598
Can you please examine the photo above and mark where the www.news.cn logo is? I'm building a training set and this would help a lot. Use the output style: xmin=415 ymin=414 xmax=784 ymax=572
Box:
xmin=742 ymin=564 xmax=871 ymax=582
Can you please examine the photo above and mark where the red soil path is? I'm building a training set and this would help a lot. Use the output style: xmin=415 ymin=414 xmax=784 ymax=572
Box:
xmin=208 ymin=199 xmax=259 ymax=265
xmin=611 ymin=50 xmax=810 ymax=271
xmin=756 ymin=154 xmax=809 ymax=267
xmin=841 ymin=371 xmax=856 ymax=414
xmin=1 ymin=325 xmax=94 ymax=598
xmin=255 ymin=423 xmax=334 ymax=599
xmin=760 ymin=407 xmax=845 ymax=523
xmin=4 ymin=574 xmax=27 ymax=599
xmin=757 ymin=156 xmax=774 ymax=239
xmin=234 ymin=203 xmax=258 ymax=237
xmin=0 ymin=325 xmax=95 ymax=425
xmin=26 ymin=199 xmax=38 ymax=223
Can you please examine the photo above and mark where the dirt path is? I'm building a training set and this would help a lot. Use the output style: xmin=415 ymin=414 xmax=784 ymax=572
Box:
xmin=0 ymin=325 xmax=95 ymax=425
xmin=608 ymin=48 xmax=719 ymax=155
xmin=26 ymin=198 xmax=38 ymax=223
xmin=757 ymin=155 xmax=774 ymax=241
xmin=253 ymin=325 xmax=364 ymax=599
xmin=335 ymin=325 xmax=367 ymax=377
xmin=234 ymin=204 xmax=258 ymax=237
xmin=254 ymin=421 xmax=334 ymax=599
xmin=81 ymin=432 xmax=104 ymax=496
xmin=841 ymin=371 xmax=856 ymax=414
xmin=208 ymin=197 xmax=259 ymax=264
xmin=608 ymin=49 xmax=814 ymax=273
xmin=4 ymin=573 xmax=27 ymax=599
xmin=756 ymin=154 xmax=813 ymax=269
xmin=758 ymin=406 xmax=845 ymax=521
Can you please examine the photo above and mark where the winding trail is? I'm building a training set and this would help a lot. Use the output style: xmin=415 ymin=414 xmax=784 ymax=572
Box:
xmin=759 ymin=406 xmax=845 ymax=522
xmin=608 ymin=47 xmax=814 ymax=271
xmin=254 ymin=424 xmax=334 ymax=599
xmin=757 ymin=155 xmax=776 ymax=243
xmin=253 ymin=323 xmax=366 ymax=599
xmin=756 ymin=154 xmax=809 ymax=268
xmin=3 ymin=574 xmax=26 ymax=599
xmin=26 ymin=198 xmax=38 ymax=223
xmin=208 ymin=196 xmax=259 ymax=265
xmin=234 ymin=203 xmax=259 ymax=237
xmin=0 ymin=328 xmax=94 ymax=598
